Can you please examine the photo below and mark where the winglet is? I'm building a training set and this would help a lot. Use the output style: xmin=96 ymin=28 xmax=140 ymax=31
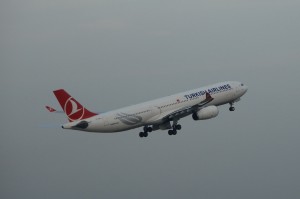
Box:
xmin=197 ymin=92 xmax=214 ymax=107
xmin=205 ymin=92 xmax=213 ymax=100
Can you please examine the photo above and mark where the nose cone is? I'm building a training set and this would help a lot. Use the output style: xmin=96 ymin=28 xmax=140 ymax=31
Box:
xmin=242 ymin=85 xmax=248 ymax=95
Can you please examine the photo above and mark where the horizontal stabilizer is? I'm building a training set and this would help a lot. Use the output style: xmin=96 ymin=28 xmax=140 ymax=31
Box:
xmin=45 ymin=105 xmax=64 ymax=113
xmin=46 ymin=105 xmax=56 ymax=112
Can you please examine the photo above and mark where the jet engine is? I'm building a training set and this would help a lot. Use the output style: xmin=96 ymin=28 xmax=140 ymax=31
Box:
xmin=192 ymin=106 xmax=219 ymax=120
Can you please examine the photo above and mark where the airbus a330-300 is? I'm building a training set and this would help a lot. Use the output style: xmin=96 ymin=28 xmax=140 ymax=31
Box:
xmin=46 ymin=81 xmax=248 ymax=137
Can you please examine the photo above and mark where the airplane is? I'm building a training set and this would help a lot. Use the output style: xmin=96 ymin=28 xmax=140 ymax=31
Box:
xmin=47 ymin=81 xmax=248 ymax=137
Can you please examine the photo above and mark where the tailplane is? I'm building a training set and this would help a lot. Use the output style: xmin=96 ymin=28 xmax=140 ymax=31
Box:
xmin=45 ymin=105 xmax=56 ymax=112
xmin=53 ymin=89 xmax=97 ymax=122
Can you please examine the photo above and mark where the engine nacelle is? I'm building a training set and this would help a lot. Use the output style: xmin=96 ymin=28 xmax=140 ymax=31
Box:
xmin=192 ymin=106 xmax=219 ymax=120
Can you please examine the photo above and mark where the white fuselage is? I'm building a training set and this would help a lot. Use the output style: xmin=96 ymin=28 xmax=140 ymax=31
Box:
xmin=62 ymin=81 xmax=248 ymax=133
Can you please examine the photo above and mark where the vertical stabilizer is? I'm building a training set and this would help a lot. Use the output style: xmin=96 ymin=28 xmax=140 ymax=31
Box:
xmin=53 ymin=89 xmax=97 ymax=122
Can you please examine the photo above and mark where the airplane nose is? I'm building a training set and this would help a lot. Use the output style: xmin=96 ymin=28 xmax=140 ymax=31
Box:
xmin=243 ymin=85 xmax=248 ymax=94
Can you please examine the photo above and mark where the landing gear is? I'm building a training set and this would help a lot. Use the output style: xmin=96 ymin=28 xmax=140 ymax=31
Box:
xmin=139 ymin=131 xmax=148 ymax=137
xmin=229 ymin=102 xmax=235 ymax=111
xmin=168 ymin=120 xmax=181 ymax=136
xmin=144 ymin=126 xmax=152 ymax=133
xmin=175 ymin=124 xmax=182 ymax=130
xmin=139 ymin=126 xmax=152 ymax=138
xmin=139 ymin=122 xmax=182 ymax=137
xmin=168 ymin=129 xmax=177 ymax=135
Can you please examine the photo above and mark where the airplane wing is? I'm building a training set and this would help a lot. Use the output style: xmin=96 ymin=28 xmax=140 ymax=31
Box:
xmin=159 ymin=92 xmax=214 ymax=122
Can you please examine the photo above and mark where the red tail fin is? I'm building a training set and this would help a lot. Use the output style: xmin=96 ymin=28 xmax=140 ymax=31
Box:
xmin=53 ymin=89 xmax=97 ymax=122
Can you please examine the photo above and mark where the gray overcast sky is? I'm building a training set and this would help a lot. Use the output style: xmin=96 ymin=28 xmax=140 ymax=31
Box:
xmin=1 ymin=0 xmax=300 ymax=198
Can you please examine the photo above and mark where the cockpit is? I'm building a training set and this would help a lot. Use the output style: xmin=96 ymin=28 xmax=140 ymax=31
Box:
xmin=238 ymin=82 xmax=248 ymax=95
